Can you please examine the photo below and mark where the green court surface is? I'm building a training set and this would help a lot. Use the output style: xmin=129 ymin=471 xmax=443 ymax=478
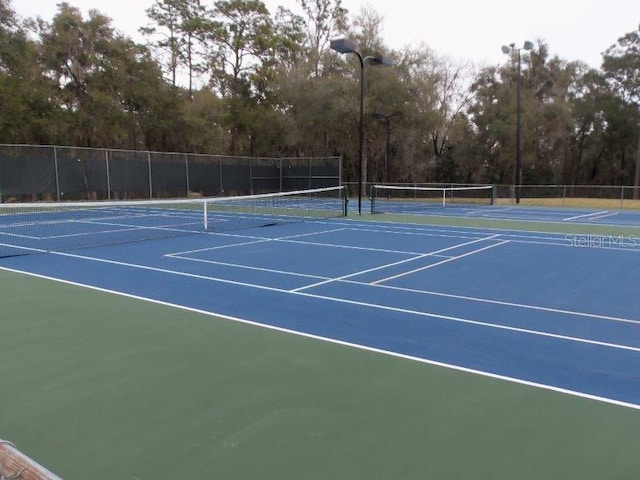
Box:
xmin=1 ymin=268 xmax=640 ymax=479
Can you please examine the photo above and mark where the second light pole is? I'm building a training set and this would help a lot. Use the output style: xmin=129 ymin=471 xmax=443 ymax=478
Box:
xmin=331 ymin=38 xmax=392 ymax=214
xmin=502 ymin=41 xmax=533 ymax=204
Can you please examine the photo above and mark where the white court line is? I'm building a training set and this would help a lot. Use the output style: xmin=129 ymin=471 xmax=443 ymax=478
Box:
xmin=348 ymin=224 xmax=640 ymax=252
xmin=167 ymin=227 xmax=453 ymax=259
xmin=168 ymin=254 xmax=332 ymax=281
xmin=355 ymin=224 xmax=560 ymax=241
xmin=563 ymin=211 xmax=609 ymax=221
xmin=168 ymin=237 xmax=274 ymax=255
xmin=465 ymin=208 xmax=502 ymax=216
xmin=178 ymin=223 xmax=636 ymax=325
xmin=339 ymin=220 xmax=640 ymax=251
xmin=0 ymin=242 xmax=48 ymax=254
xmin=336 ymin=220 xmax=560 ymax=240
xmin=0 ymin=231 xmax=44 ymax=240
xmin=16 ymin=252 xmax=640 ymax=356
xmin=588 ymin=212 xmax=619 ymax=221
xmin=173 ymin=236 xmax=451 ymax=259
xmin=166 ymin=227 xmax=348 ymax=256
xmin=371 ymin=240 xmax=510 ymax=285
xmin=2 ymin=223 xmax=176 ymax=241
xmin=292 ymin=234 xmax=499 ymax=292
xmin=276 ymin=238 xmax=451 ymax=256
xmin=347 ymin=209 xmax=636 ymax=229
xmin=347 ymin=225 xmax=485 ymax=240
xmin=345 ymin=280 xmax=640 ymax=326
xmin=160 ymin=224 xmax=634 ymax=325
xmin=167 ymin=236 xmax=449 ymax=282
xmin=42 ymin=222 xmax=201 ymax=240
xmin=1 ymin=264 xmax=638 ymax=411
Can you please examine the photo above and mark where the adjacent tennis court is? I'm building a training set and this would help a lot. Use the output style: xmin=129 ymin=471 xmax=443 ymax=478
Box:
xmin=1 ymin=189 xmax=640 ymax=479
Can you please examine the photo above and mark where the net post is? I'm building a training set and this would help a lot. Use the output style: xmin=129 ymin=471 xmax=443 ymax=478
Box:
xmin=491 ymin=184 xmax=496 ymax=205
xmin=203 ymin=200 xmax=208 ymax=230
xmin=442 ymin=189 xmax=446 ymax=207
xmin=342 ymin=185 xmax=348 ymax=216
xmin=370 ymin=185 xmax=376 ymax=214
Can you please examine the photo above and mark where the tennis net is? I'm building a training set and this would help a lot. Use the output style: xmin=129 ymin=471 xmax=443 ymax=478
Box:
xmin=370 ymin=185 xmax=495 ymax=214
xmin=0 ymin=186 xmax=348 ymax=258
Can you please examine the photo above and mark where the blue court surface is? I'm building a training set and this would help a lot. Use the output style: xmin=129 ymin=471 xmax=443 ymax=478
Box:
xmin=372 ymin=200 xmax=640 ymax=226
xmin=2 ymin=211 xmax=639 ymax=408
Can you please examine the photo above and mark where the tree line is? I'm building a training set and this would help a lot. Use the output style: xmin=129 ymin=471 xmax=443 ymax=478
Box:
xmin=1 ymin=0 xmax=639 ymax=189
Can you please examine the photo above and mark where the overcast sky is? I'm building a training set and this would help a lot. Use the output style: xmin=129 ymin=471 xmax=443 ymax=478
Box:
xmin=12 ymin=0 xmax=640 ymax=69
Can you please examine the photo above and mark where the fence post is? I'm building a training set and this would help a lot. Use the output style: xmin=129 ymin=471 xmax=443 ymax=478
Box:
xmin=219 ymin=156 xmax=223 ymax=195
xmin=185 ymin=154 xmax=190 ymax=197
xmin=147 ymin=151 xmax=153 ymax=199
xmin=53 ymin=146 xmax=61 ymax=202
xmin=105 ymin=149 xmax=111 ymax=200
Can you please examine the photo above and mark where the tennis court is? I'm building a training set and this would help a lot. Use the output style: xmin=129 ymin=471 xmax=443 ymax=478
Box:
xmin=1 ymin=189 xmax=640 ymax=479
xmin=380 ymin=202 xmax=640 ymax=226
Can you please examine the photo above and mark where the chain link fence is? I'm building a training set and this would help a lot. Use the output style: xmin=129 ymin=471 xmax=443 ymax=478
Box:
xmin=352 ymin=182 xmax=640 ymax=210
xmin=495 ymin=184 xmax=640 ymax=209
xmin=0 ymin=145 xmax=342 ymax=202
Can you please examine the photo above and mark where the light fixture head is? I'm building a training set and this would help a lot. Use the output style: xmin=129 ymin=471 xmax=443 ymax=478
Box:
xmin=523 ymin=40 xmax=534 ymax=51
xmin=501 ymin=45 xmax=511 ymax=54
xmin=368 ymin=55 xmax=393 ymax=67
xmin=330 ymin=38 xmax=358 ymax=54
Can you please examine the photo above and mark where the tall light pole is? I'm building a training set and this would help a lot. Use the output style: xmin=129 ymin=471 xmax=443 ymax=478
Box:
xmin=502 ymin=41 xmax=533 ymax=204
xmin=372 ymin=112 xmax=391 ymax=183
xmin=330 ymin=38 xmax=392 ymax=215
